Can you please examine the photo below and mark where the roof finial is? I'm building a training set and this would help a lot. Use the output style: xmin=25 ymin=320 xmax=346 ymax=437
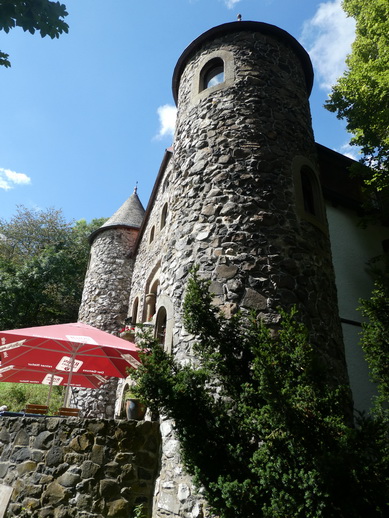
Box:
xmin=237 ymin=13 xmax=242 ymax=21
xmin=134 ymin=181 xmax=138 ymax=194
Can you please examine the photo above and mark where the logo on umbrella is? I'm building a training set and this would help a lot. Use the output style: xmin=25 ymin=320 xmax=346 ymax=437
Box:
xmin=42 ymin=374 xmax=63 ymax=385
xmin=56 ymin=356 xmax=83 ymax=372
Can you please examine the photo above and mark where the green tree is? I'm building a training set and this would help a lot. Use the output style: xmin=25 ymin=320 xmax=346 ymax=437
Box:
xmin=326 ymin=3 xmax=389 ymax=503
xmin=0 ymin=206 xmax=106 ymax=329
xmin=132 ymin=270 xmax=389 ymax=518
xmin=0 ymin=0 xmax=68 ymax=67
xmin=325 ymin=0 xmax=389 ymax=189
xmin=0 ymin=205 xmax=71 ymax=261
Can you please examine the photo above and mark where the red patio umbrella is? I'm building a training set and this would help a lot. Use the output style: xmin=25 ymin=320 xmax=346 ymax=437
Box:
xmin=0 ymin=322 xmax=141 ymax=405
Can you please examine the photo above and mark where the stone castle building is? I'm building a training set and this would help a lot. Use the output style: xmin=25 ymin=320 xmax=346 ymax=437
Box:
xmin=77 ymin=20 xmax=388 ymax=517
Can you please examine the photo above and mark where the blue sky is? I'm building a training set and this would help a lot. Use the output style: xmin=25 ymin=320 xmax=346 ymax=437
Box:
xmin=0 ymin=0 xmax=356 ymax=224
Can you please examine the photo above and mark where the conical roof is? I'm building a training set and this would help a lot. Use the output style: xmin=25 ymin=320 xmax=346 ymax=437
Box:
xmin=101 ymin=188 xmax=145 ymax=229
xmin=89 ymin=188 xmax=145 ymax=243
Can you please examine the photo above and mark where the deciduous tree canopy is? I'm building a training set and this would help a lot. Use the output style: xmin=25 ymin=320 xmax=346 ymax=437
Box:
xmin=325 ymin=0 xmax=389 ymax=189
xmin=0 ymin=0 xmax=68 ymax=67
xmin=0 ymin=206 xmax=105 ymax=330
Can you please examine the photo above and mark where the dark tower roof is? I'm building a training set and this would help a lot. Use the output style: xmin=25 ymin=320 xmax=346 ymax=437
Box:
xmin=172 ymin=20 xmax=314 ymax=104
xmin=89 ymin=189 xmax=145 ymax=243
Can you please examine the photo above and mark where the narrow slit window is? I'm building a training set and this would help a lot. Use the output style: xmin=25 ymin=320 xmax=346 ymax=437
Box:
xmin=149 ymin=226 xmax=155 ymax=243
xmin=301 ymin=168 xmax=316 ymax=216
xmin=155 ymin=306 xmax=167 ymax=346
xmin=161 ymin=203 xmax=168 ymax=229
xmin=131 ymin=298 xmax=139 ymax=325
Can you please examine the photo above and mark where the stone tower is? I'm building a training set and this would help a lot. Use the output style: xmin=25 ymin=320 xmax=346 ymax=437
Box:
xmin=126 ymin=21 xmax=350 ymax=517
xmin=130 ymin=20 xmax=348 ymax=380
xmin=76 ymin=188 xmax=145 ymax=418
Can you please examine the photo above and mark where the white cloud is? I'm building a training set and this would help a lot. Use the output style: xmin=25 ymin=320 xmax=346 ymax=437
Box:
xmin=223 ymin=0 xmax=242 ymax=9
xmin=0 ymin=168 xmax=31 ymax=191
xmin=338 ymin=142 xmax=360 ymax=161
xmin=300 ymin=0 xmax=355 ymax=91
xmin=155 ymin=104 xmax=177 ymax=140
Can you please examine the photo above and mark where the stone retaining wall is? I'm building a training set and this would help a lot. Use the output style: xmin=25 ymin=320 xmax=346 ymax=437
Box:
xmin=0 ymin=416 xmax=160 ymax=518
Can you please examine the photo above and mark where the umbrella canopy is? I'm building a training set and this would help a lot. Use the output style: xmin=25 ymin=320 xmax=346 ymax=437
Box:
xmin=0 ymin=322 xmax=141 ymax=377
xmin=0 ymin=364 xmax=107 ymax=389
xmin=0 ymin=322 xmax=141 ymax=407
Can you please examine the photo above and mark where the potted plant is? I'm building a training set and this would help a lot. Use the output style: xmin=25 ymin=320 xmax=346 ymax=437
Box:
xmin=124 ymin=389 xmax=146 ymax=421
xmin=120 ymin=321 xmax=136 ymax=342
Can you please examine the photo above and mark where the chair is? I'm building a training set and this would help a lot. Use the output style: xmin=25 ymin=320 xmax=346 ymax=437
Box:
xmin=56 ymin=407 xmax=80 ymax=417
xmin=24 ymin=404 xmax=49 ymax=415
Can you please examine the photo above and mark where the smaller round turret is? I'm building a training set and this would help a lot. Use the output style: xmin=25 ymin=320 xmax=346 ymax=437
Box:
xmin=76 ymin=188 xmax=145 ymax=419
xmin=79 ymin=187 xmax=145 ymax=332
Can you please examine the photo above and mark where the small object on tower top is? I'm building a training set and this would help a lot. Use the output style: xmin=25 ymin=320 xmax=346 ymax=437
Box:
xmin=237 ymin=13 xmax=242 ymax=21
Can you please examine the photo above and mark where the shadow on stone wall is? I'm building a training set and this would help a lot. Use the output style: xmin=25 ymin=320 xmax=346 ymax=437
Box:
xmin=0 ymin=416 xmax=160 ymax=518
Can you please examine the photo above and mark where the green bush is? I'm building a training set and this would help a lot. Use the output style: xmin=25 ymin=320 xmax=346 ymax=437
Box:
xmin=131 ymin=269 xmax=389 ymax=518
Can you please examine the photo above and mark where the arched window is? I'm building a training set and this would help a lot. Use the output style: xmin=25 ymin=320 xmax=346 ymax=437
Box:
xmin=292 ymin=157 xmax=326 ymax=232
xmin=161 ymin=203 xmax=168 ymax=229
xmin=301 ymin=168 xmax=316 ymax=215
xmin=155 ymin=306 xmax=167 ymax=345
xmin=300 ymin=166 xmax=322 ymax=218
xmin=200 ymin=58 xmax=224 ymax=92
xmin=131 ymin=298 xmax=139 ymax=325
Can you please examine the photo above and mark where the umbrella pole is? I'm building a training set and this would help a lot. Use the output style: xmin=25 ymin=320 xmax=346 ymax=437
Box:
xmin=46 ymin=374 xmax=55 ymax=407
xmin=63 ymin=379 xmax=71 ymax=407
xmin=63 ymin=350 xmax=77 ymax=407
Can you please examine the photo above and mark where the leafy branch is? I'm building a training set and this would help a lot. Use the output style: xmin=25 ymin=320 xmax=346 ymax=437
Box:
xmin=0 ymin=0 xmax=69 ymax=67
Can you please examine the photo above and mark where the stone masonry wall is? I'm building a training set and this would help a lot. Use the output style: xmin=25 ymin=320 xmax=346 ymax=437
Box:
xmin=128 ymin=159 xmax=175 ymax=334
xmin=129 ymin=163 xmax=212 ymax=518
xmin=0 ymin=416 xmax=160 ymax=518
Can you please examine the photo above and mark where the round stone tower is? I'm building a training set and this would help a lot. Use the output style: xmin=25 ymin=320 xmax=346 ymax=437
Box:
xmin=75 ymin=188 xmax=145 ymax=418
xmin=127 ymin=21 xmax=353 ymax=518
xmin=79 ymin=188 xmax=145 ymax=332
xmin=169 ymin=21 xmax=347 ymax=381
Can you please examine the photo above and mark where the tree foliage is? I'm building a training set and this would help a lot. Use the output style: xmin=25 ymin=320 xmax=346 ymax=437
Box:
xmin=0 ymin=0 xmax=68 ymax=67
xmin=358 ymin=262 xmax=389 ymax=509
xmin=358 ymin=251 xmax=389 ymax=407
xmin=132 ymin=269 xmax=389 ymax=518
xmin=0 ymin=206 xmax=106 ymax=330
xmin=360 ymin=283 xmax=389 ymax=405
xmin=325 ymin=0 xmax=389 ymax=189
